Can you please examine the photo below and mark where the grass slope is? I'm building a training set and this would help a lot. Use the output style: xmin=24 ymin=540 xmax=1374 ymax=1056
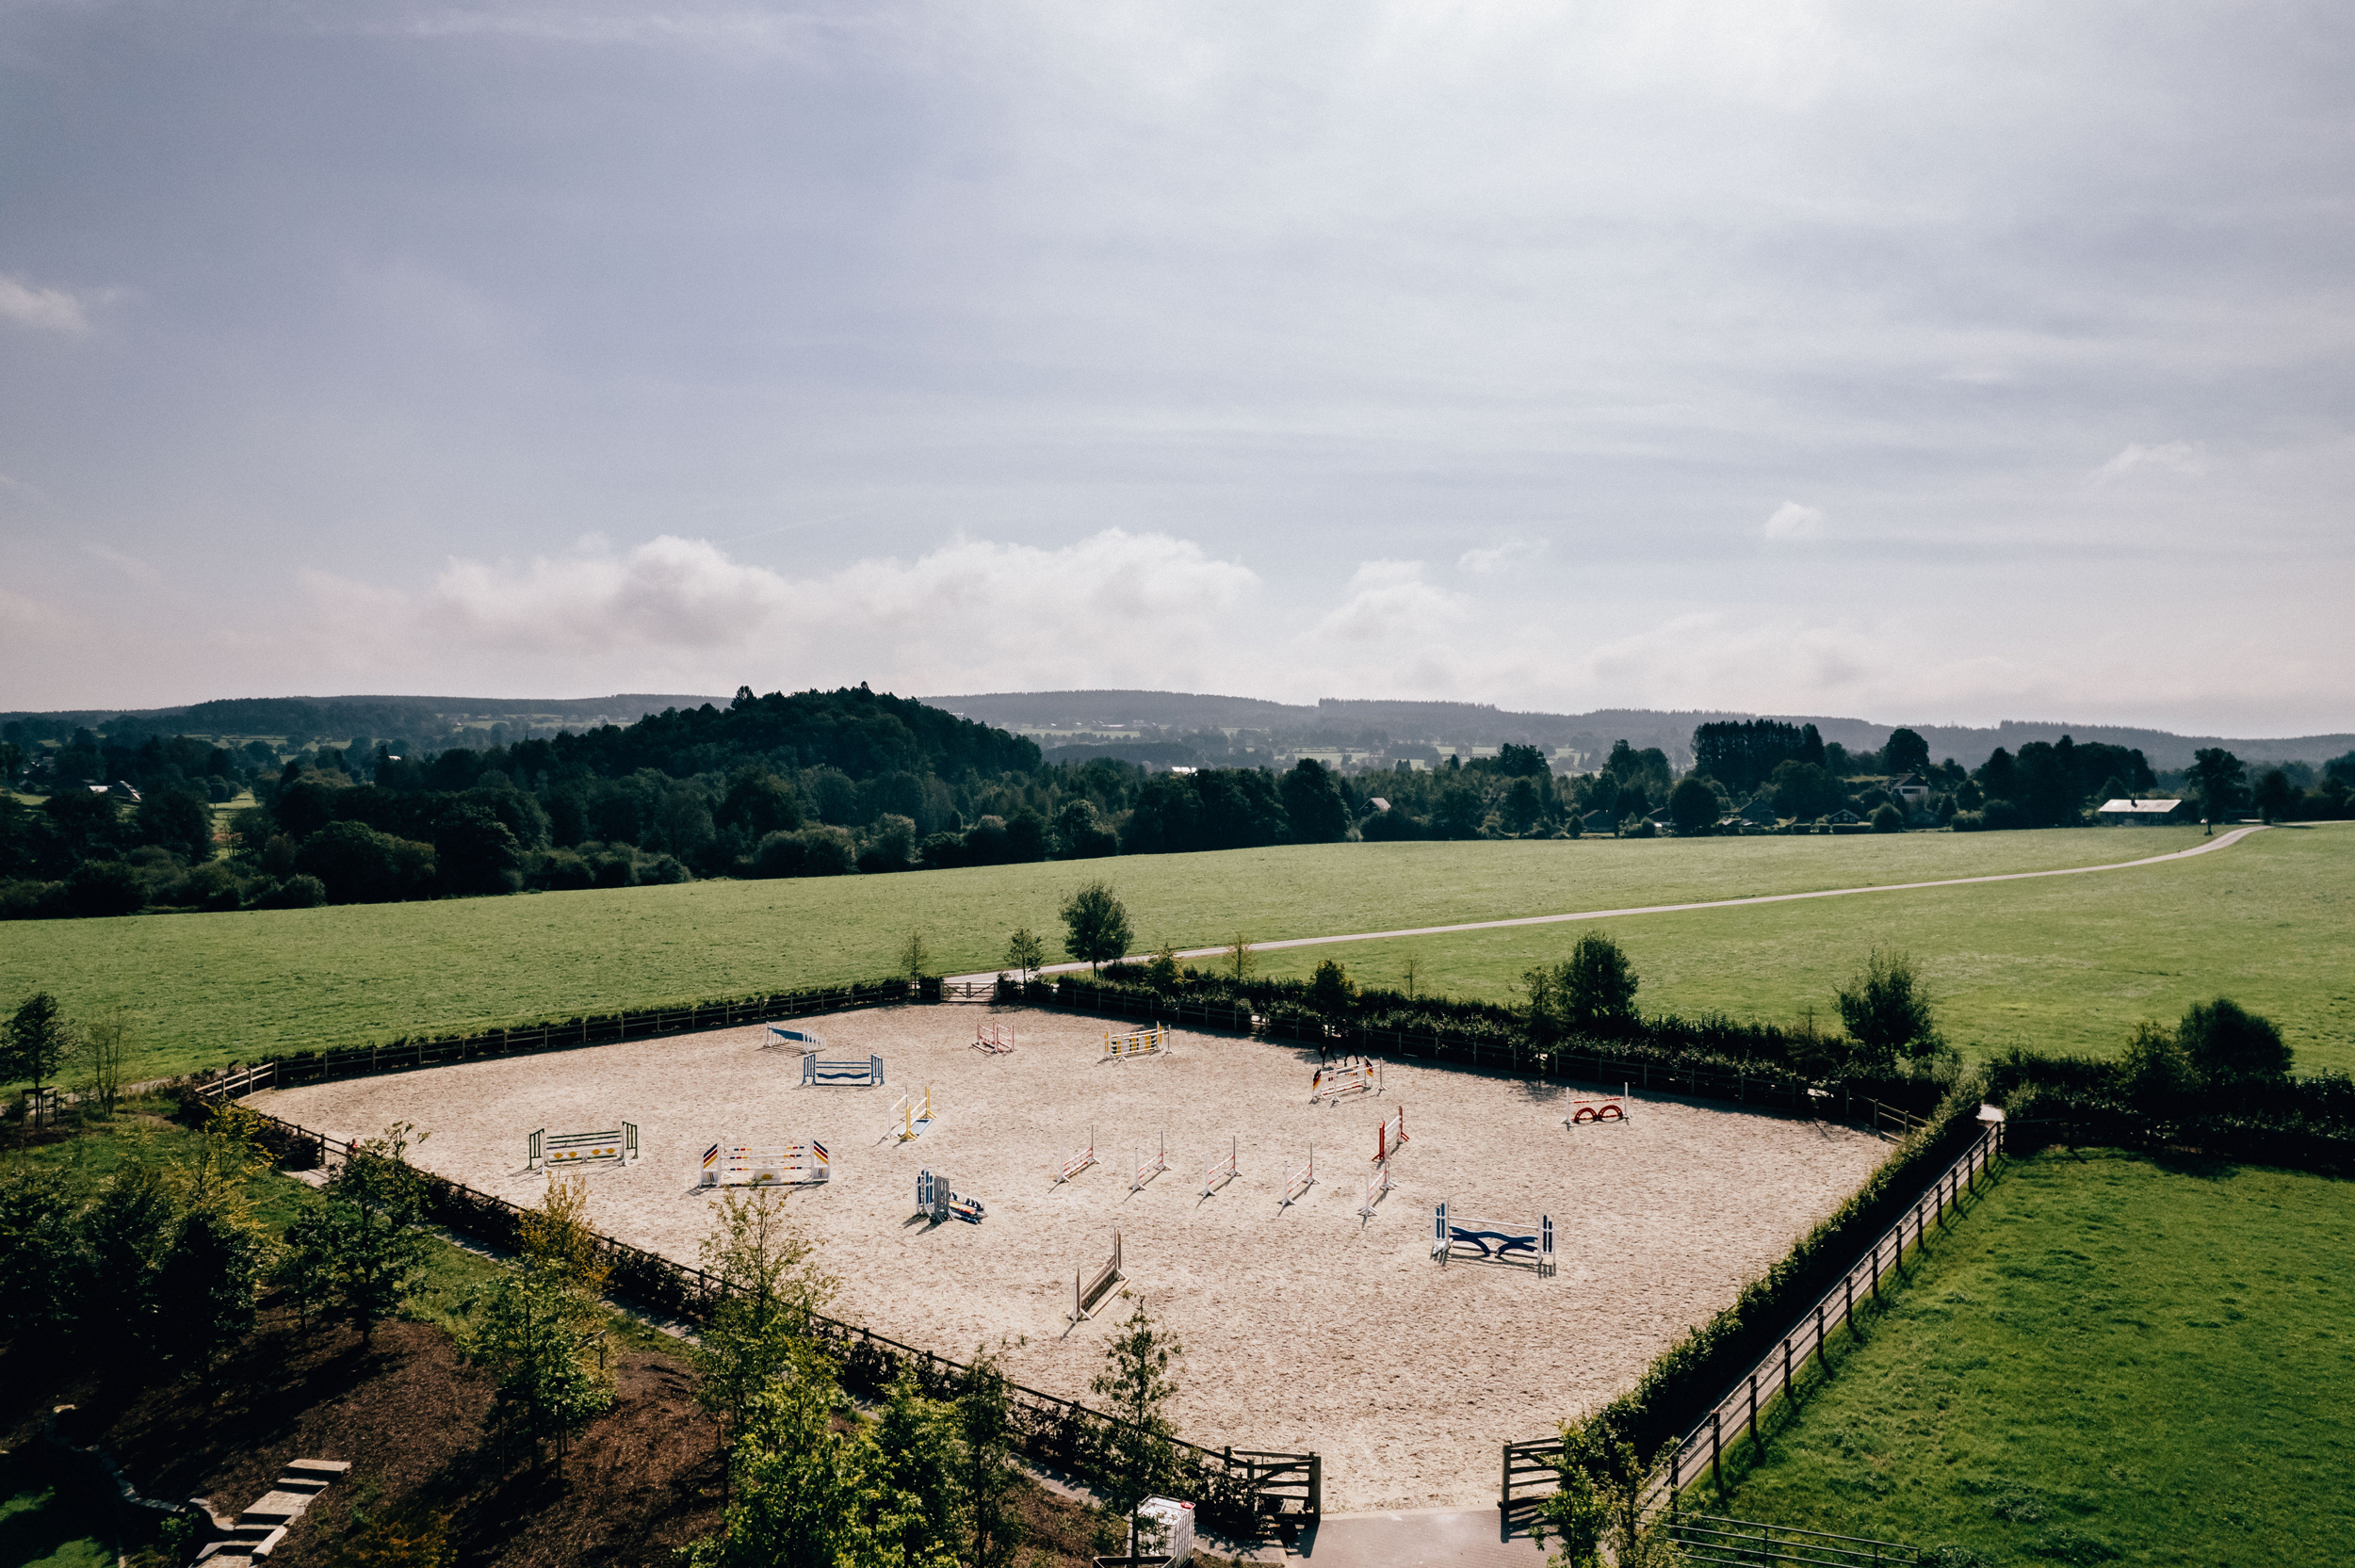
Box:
xmin=0 ymin=825 xmax=2303 ymax=1084
xmin=1709 ymin=1151 xmax=2355 ymax=1565
xmin=1252 ymin=824 xmax=2355 ymax=1071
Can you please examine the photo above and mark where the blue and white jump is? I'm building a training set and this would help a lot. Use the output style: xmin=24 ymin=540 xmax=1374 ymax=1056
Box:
xmin=1432 ymin=1201 xmax=1555 ymax=1278
xmin=803 ymin=1053 xmax=885 ymax=1087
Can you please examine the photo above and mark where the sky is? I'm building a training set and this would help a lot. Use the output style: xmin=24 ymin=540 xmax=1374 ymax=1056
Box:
xmin=3 ymin=1 xmax=2351 ymax=734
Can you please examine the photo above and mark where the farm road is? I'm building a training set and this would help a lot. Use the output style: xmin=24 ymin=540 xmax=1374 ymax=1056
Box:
xmin=950 ymin=825 xmax=2266 ymax=985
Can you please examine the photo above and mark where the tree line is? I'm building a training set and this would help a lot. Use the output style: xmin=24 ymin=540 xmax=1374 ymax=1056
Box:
xmin=10 ymin=684 xmax=2355 ymax=920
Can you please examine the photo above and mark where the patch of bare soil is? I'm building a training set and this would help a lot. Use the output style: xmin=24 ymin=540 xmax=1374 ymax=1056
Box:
xmin=5 ymin=1316 xmax=1124 ymax=1568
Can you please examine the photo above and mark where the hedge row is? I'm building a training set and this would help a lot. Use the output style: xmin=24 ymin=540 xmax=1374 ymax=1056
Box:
xmin=1986 ymin=1047 xmax=2355 ymax=1176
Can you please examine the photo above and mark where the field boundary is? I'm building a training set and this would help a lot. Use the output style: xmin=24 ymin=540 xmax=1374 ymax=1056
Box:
xmin=197 ymin=1084 xmax=1321 ymax=1531
xmin=1009 ymin=977 xmax=1936 ymax=1141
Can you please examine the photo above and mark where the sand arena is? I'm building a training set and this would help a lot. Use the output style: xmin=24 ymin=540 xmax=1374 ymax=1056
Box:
xmin=256 ymin=1006 xmax=1885 ymax=1511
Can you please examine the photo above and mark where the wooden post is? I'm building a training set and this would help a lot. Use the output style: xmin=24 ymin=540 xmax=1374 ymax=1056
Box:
xmin=1814 ymin=1303 xmax=1827 ymax=1369
xmin=1782 ymin=1335 xmax=1794 ymax=1400
xmin=1843 ymin=1273 xmax=1855 ymax=1334
xmin=1748 ymin=1372 xmax=1761 ymax=1456
xmin=1709 ymin=1413 xmax=1722 ymax=1499
xmin=1870 ymin=1239 xmax=1881 ymax=1301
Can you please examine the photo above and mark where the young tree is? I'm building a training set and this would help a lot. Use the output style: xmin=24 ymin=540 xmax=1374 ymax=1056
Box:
xmin=686 ymin=1339 xmax=865 ymax=1568
xmin=1002 ymin=926 xmax=1046 ymax=981
xmin=1308 ymin=959 xmax=1356 ymax=1017
xmin=278 ymin=1122 xmax=435 ymax=1345
xmin=1060 ymin=881 xmax=1134 ymax=974
xmin=866 ymin=1363 xmax=968 ymax=1567
xmin=2120 ymin=1020 xmax=2192 ymax=1109
xmin=1145 ymin=941 xmax=1181 ymax=990
xmin=1835 ymin=948 xmax=1941 ymax=1066
xmin=1091 ymin=1300 xmax=1185 ymax=1566
xmin=5 ymin=991 xmax=76 ymax=1104
xmin=519 ymin=1173 xmax=610 ymax=1294
xmin=461 ymin=1252 xmax=614 ymax=1471
xmin=692 ymin=1189 xmax=836 ymax=1459
xmin=75 ymin=1160 xmax=179 ymax=1366
xmin=0 ymin=1162 xmax=81 ymax=1350
xmin=1561 ymin=932 xmax=1640 ymax=1035
xmin=960 ymin=1349 xmax=1028 ymax=1568
xmin=900 ymin=929 xmax=932 ymax=979
xmin=81 ymin=1007 xmax=131 ymax=1117
xmin=1400 ymin=954 xmax=1421 ymax=999
xmin=1224 ymin=932 xmax=1258 ymax=986
xmin=155 ymin=1204 xmax=268 ymax=1386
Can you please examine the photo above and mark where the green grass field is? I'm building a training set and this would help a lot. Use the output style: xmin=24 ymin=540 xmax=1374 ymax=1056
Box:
xmin=1703 ymin=1150 xmax=2355 ymax=1565
xmin=4 ymin=824 xmax=2342 ymax=1084
xmin=1253 ymin=824 xmax=2355 ymax=1072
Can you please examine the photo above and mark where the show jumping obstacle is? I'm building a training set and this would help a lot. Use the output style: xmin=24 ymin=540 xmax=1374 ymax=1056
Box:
xmin=1131 ymin=1130 xmax=1169 ymax=1192
xmin=1199 ymin=1137 xmax=1239 ymax=1198
xmin=1358 ymin=1160 xmax=1391 ymax=1219
xmin=1055 ymin=1123 xmax=1097 ymax=1185
xmin=886 ymin=1087 xmax=935 ymax=1142
xmin=1567 ymin=1084 xmax=1631 ymax=1125
xmin=1280 ymin=1144 xmax=1317 ymax=1208
xmin=1071 ymin=1230 xmax=1126 ymax=1321
xmin=971 ymin=1022 xmax=1015 ymax=1055
xmin=1431 ymin=1201 xmax=1555 ymax=1277
xmin=803 ymin=1053 xmax=885 ymax=1087
xmin=528 ymin=1123 xmax=637 ymax=1171
xmin=701 ymin=1140 xmax=829 ymax=1187
xmin=917 ymin=1168 xmax=985 ymax=1224
xmin=1373 ymin=1105 xmax=1410 ymax=1163
xmin=1103 ymin=1024 xmax=1169 ymax=1061
xmin=768 ymin=1026 xmax=825 ymax=1051
xmin=1311 ymin=1057 xmax=1382 ymax=1102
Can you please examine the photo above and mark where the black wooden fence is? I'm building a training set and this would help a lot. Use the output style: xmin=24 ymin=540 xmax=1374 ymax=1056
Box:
xmin=203 ymin=1090 xmax=1319 ymax=1529
xmin=1005 ymin=977 xmax=1930 ymax=1139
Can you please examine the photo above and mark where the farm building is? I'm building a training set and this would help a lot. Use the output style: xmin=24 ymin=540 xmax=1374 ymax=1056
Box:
xmin=2096 ymin=797 xmax=2194 ymax=824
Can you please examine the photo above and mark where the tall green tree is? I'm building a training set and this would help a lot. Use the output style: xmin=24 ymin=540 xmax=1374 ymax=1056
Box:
xmin=1665 ymin=777 xmax=1719 ymax=835
xmin=0 ymin=1163 xmax=81 ymax=1349
xmin=1563 ymin=932 xmax=1640 ymax=1035
xmin=1278 ymin=758 xmax=1351 ymax=843
xmin=5 ymin=991 xmax=75 ymax=1100
xmin=1835 ymin=948 xmax=1941 ymax=1065
xmin=686 ymin=1339 xmax=865 ymax=1568
xmin=2185 ymin=748 xmax=2246 ymax=831
xmin=1882 ymin=728 xmax=1931 ymax=777
xmin=461 ymin=1252 xmax=614 ymax=1471
xmin=867 ymin=1364 xmax=968 ymax=1567
xmin=1090 ymin=1300 xmax=1186 ymax=1566
xmin=1059 ymin=881 xmax=1134 ymax=974
xmin=693 ymin=1190 xmax=836 ymax=1458
xmin=1002 ymin=926 xmax=1046 ymax=981
xmin=278 ymin=1122 xmax=435 ymax=1344
xmin=959 ymin=1350 xmax=1028 ymax=1568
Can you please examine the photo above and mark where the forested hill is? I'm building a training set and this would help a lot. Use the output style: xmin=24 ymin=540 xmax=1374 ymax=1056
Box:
xmin=533 ymin=687 xmax=1040 ymax=780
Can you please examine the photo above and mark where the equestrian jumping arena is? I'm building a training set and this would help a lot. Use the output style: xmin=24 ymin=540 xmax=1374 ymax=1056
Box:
xmin=253 ymin=1007 xmax=1883 ymax=1511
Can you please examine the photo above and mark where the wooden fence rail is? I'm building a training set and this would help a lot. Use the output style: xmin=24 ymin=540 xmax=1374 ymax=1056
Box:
xmin=198 ymin=1086 xmax=1318 ymax=1528
xmin=1497 ymin=1123 xmax=2003 ymax=1523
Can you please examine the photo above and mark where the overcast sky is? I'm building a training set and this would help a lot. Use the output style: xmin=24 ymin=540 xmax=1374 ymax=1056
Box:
xmin=4 ymin=1 xmax=2351 ymax=733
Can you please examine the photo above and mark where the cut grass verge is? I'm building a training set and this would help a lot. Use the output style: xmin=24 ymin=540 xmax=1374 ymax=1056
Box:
xmin=1699 ymin=1149 xmax=2355 ymax=1564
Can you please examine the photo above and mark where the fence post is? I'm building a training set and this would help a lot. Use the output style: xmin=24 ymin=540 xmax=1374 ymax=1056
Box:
xmin=1709 ymin=1412 xmax=1721 ymax=1499
xmin=1814 ymin=1303 xmax=1827 ymax=1369
xmin=1782 ymin=1335 xmax=1793 ymax=1400
xmin=1747 ymin=1372 xmax=1761 ymax=1456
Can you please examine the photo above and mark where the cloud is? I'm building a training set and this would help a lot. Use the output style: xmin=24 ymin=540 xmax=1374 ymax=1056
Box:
xmin=302 ymin=528 xmax=1264 ymax=692
xmin=1313 ymin=560 xmax=1469 ymax=643
xmin=1762 ymin=501 xmax=1826 ymax=542
xmin=0 ymin=274 xmax=94 ymax=333
xmin=1455 ymin=538 xmax=1547 ymax=574
xmin=84 ymin=544 xmax=163 ymax=585
xmin=2091 ymin=442 xmax=2207 ymax=485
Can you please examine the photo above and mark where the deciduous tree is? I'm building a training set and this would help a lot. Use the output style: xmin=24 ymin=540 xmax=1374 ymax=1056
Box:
xmin=1060 ymin=881 xmax=1134 ymax=974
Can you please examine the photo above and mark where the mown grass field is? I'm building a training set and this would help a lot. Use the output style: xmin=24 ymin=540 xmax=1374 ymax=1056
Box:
xmin=1704 ymin=1151 xmax=2355 ymax=1565
xmin=5 ymin=823 xmax=2339 ymax=1084
xmin=1253 ymin=823 xmax=2355 ymax=1071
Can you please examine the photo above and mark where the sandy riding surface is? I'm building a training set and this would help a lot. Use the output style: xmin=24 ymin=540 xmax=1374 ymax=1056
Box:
xmin=257 ymin=1007 xmax=1884 ymax=1511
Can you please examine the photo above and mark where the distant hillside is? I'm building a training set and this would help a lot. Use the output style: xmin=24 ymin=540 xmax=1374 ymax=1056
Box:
xmin=0 ymin=693 xmax=724 ymax=748
xmin=926 ymin=689 xmax=2355 ymax=772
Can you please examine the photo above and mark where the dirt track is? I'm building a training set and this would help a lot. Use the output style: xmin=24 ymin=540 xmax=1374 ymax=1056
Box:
xmin=257 ymin=1007 xmax=1885 ymax=1511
